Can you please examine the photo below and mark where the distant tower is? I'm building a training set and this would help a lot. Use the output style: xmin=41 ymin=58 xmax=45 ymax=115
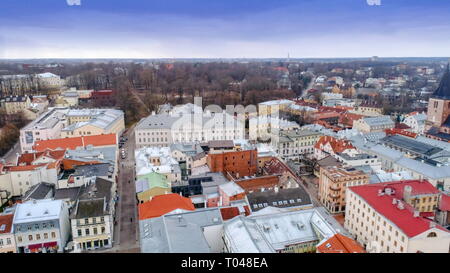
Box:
xmin=426 ymin=64 xmax=450 ymax=129
xmin=287 ymin=53 xmax=290 ymax=63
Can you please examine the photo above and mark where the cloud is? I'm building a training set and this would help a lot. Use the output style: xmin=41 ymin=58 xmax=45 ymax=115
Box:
xmin=0 ymin=0 xmax=449 ymax=58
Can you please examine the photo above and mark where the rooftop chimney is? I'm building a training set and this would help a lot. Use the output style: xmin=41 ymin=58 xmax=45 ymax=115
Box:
xmin=413 ymin=210 xmax=420 ymax=218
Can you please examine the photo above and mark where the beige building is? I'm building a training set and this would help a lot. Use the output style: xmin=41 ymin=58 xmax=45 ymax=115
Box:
xmin=351 ymin=104 xmax=383 ymax=117
xmin=272 ymin=129 xmax=322 ymax=160
xmin=345 ymin=180 xmax=450 ymax=253
xmin=258 ymin=99 xmax=294 ymax=116
xmin=319 ymin=166 xmax=369 ymax=213
xmin=60 ymin=109 xmax=125 ymax=138
xmin=0 ymin=95 xmax=31 ymax=115
xmin=0 ymin=213 xmax=16 ymax=253
xmin=353 ymin=115 xmax=395 ymax=133
xmin=70 ymin=178 xmax=115 ymax=252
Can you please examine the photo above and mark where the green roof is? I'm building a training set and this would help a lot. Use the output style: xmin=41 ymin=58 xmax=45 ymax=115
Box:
xmin=138 ymin=172 xmax=170 ymax=189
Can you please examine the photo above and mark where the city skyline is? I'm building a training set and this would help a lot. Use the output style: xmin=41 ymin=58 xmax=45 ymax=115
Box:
xmin=1 ymin=0 xmax=450 ymax=59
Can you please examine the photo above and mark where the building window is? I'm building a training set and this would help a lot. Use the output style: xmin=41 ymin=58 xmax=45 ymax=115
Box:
xmin=28 ymin=235 xmax=33 ymax=241
xmin=78 ymin=229 xmax=82 ymax=237
xmin=51 ymin=232 xmax=56 ymax=238
xmin=44 ymin=233 xmax=48 ymax=239
xmin=427 ymin=232 xmax=437 ymax=238
xmin=85 ymin=229 xmax=90 ymax=235
xmin=18 ymin=236 xmax=22 ymax=243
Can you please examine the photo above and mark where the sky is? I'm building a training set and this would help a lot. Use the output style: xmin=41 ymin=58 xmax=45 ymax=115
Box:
xmin=0 ymin=0 xmax=449 ymax=59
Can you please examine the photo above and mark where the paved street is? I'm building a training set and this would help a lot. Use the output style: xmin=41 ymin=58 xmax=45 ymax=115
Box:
xmin=0 ymin=141 xmax=20 ymax=165
xmin=300 ymin=175 xmax=322 ymax=207
xmin=106 ymin=125 xmax=140 ymax=253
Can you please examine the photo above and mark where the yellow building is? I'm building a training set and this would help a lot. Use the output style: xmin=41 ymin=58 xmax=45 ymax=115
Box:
xmin=0 ymin=95 xmax=31 ymax=114
xmin=60 ymin=109 xmax=125 ymax=138
xmin=319 ymin=166 xmax=369 ymax=213
xmin=136 ymin=172 xmax=172 ymax=203
xmin=258 ymin=99 xmax=294 ymax=116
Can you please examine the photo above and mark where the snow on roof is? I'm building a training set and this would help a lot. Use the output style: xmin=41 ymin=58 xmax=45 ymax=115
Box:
xmin=219 ymin=182 xmax=244 ymax=196
xmin=259 ymin=99 xmax=294 ymax=106
xmin=37 ymin=72 xmax=59 ymax=78
xmin=223 ymin=208 xmax=338 ymax=253
xmin=370 ymin=171 xmax=414 ymax=184
xmin=13 ymin=199 xmax=64 ymax=224
xmin=135 ymin=146 xmax=180 ymax=176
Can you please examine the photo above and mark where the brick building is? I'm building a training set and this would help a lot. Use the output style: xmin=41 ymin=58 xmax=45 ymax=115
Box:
xmin=207 ymin=149 xmax=257 ymax=178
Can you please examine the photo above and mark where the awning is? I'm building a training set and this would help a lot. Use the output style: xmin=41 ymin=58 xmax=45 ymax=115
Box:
xmin=43 ymin=241 xmax=57 ymax=247
xmin=28 ymin=243 xmax=42 ymax=250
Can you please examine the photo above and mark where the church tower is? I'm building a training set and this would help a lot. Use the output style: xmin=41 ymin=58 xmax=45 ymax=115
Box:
xmin=426 ymin=64 xmax=450 ymax=129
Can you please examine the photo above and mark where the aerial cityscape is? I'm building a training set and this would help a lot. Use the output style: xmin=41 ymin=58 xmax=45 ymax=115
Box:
xmin=0 ymin=0 xmax=449 ymax=264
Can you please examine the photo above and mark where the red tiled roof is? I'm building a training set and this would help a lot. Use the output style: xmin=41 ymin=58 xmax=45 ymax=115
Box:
xmin=46 ymin=160 xmax=61 ymax=169
xmin=17 ymin=150 xmax=65 ymax=165
xmin=235 ymin=175 xmax=279 ymax=192
xmin=6 ymin=164 xmax=47 ymax=172
xmin=62 ymin=159 xmax=102 ymax=170
xmin=314 ymin=135 xmax=355 ymax=154
xmin=317 ymin=233 xmax=366 ymax=253
xmin=263 ymin=157 xmax=298 ymax=180
xmin=34 ymin=134 xmax=117 ymax=152
xmin=339 ymin=112 xmax=364 ymax=127
xmin=0 ymin=214 xmax=14 ymax=234
xmin=273 ymin=67 xmax=289 ymax=73
xmin=138 ymin=193 xmax=195 ymax=220
xmin=419 ymin=212 xmax=435 ymax=218
xmin=318 ymin=106 xmax=348 ymax=114
xmin=349 ymin=180 xmax=447 ymax=238
xmin=385 ymin=128 xmax=417 ymax=139
xmin=220 ymin=206 xmax=251 ymax=221
xmin=293 ymin=99 xmax=319 ymax=108
xmin=440 ymin=194 xmax=450 ymax=211
xmin=395 ymin=123 xmax=411 ymax=130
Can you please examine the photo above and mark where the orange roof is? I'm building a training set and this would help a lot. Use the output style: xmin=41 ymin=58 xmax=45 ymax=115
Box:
xmin=338 ymin=112 xmax=364 ymax=127
xmin=34 ymin=134 xmax=117 ymax=152
xmin=235 ymin=175 xmax=279 ymax=192
xmin=46 ymin=160 xmax=61 ymax=169
xmin=314 ymin=135 xmax=355 ymax=154
xmin=6 ymin=164 xmax=47 ymax=172
xmin=317 ymin=233 xmax=366 ymax=253
xmin=17 ymin=150 xmax=65 ymax=165
xmin=138 ymin=193 xmax=195 ymax=220
xmin=0 ymin=214 xmax=14 ymax=234
xmin=385 ymin=128 xmax=417 ymax=139
xmin=220 ymin=206 xmax=251 ymax=221
xmin=62 ymin=159 xmax=102 ymax=170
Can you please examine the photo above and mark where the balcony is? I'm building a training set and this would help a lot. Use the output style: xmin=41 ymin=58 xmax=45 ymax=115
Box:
xmin=330 ymin=185 xmax=341 ymax=191
xmin=328 ymin=192 xmax=340 ymax=199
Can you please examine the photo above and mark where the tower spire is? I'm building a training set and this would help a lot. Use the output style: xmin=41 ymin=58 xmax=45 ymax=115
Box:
xmin=432 ymin=63 xmax=450 ymax=99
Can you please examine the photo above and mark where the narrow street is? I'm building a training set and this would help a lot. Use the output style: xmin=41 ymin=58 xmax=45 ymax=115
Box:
xmin=96 ymin=125 xmax=139 ymax=253
xmin=116 ymin=125 xmax=139 ymax=252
